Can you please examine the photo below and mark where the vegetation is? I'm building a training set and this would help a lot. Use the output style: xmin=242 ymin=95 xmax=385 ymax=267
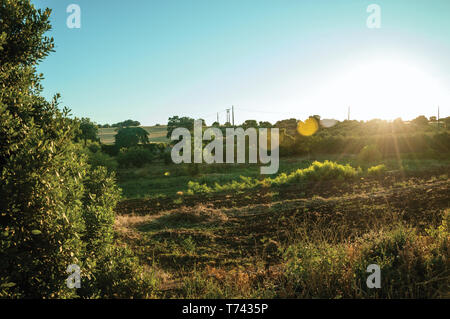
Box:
xmin=0 ymin=0 xmax=155 ymax=298
xmin=115 ymin=170 xmax=449 ymax=298
xmin=1 ymin=0 xmax=449 ymax=300
xmin=99 ymin=119 xmax=141 ymax=128
xmin=115 ymin=127 xmax=149 ymax=149
xmin=75 ymin=118 xmax=99 ymax=146
xmin=98 ymin=125 xmax=168 ymax=145
xmin=186 ymin=160 xmax=361 ymax=195
xmin=117 ymin=147 xmax=155 ymax=168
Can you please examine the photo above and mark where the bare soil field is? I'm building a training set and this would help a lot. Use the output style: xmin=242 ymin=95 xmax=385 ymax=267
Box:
xmin=115 ymin=168 xmax=449 ymax=298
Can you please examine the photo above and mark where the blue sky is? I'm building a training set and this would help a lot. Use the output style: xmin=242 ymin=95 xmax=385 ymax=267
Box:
xmin=34 ymin=0 xmax=450 ymax=125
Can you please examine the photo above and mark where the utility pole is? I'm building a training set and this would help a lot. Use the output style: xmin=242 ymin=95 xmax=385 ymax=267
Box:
xmin=347 ymin=106 xmax=350 ymax=121
xmin=226 ymin=109 xmax=230 ymax=124
xmin=232 ymin=105 xmax=235 ymax=127
xmin=217 ymin=112 xmax=219 ymax=124
xmin=437 ymin=105 xmax=440 ymax=130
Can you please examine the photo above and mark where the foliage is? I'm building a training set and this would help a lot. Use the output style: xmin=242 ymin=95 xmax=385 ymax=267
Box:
xmin=166 ymin=115 xmax=196 ymax=138
xmin=367 ymin=164 xmax=386 ymax=177
xmin=241 ymin=120 xmax=258 ymax=130
xmin=353 ymin=222 xmax=449 ymax=298
xmin=358 ymin=144 xmax=382 ymax=162
xmin=0 ymin=0 xmax=151 ymax=298
xmin=111 ymin=119 xmax=140 ymax=128
xmin=283 ymin=242 xmax=351 ymax=298
xmin=283 ymin=215 xmax=449 ymax=298
xmin=115 ymin=127 xmax=149 ymax=149
xmin=117 ymin=147 xmax=155 ymax=168
xmin=0 ymin=0 xmax=82 ymax=298
xmin=259 ymin=121 xmax=273 ymax=128
xmin=85 ymin=147 xmax=118 ymax=172
xmin=75 ymin=117 xmax=99 ymax=145
xmin=411 ymin=115 xmax=429 ymax=127
xmin=83 ymin=245 xmax=158 ymax=298
xmin=187 ymin=161 xmax=361 ymax=194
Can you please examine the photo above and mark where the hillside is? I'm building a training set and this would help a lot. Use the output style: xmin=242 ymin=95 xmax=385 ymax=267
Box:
xmin=98 ymin=126 xmax=169 ymax=144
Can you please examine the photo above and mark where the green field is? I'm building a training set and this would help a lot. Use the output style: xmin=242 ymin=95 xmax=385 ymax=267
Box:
xmin=98 ymin=125 xmax=169 ymax=144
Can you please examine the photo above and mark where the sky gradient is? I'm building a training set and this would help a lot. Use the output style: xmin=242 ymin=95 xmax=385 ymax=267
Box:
xmin=34 ymin=0 xmax=450 ymax=126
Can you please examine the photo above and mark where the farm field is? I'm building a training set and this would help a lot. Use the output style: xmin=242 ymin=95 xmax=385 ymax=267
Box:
xmin=98 ymin=126 xmax=169 ymax=144
xmin=4 ymin=0 xmax=450 ymax=301
xmin=114 ymin=156 xmax=450 ymax=298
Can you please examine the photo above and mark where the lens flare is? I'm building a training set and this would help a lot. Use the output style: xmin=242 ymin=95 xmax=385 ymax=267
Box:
xmin=297 ymin=118 xmax=319 ymax=136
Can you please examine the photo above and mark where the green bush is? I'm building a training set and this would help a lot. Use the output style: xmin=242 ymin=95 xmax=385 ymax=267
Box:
xmin=0 ymin=0 xmax=154 ymax=298
xmin=187 ymin=161 xmax=361 ymax=194
xmin=186 ymin=163 xmax=200 ymax=176
xmin=353 ymin=224 xmax=449 ymax=298
xmin=80 ymin=245 xmax=158 ymax=298
xmin=87 ymin=149 xmax=119 ymax=172
xmin=162 ymin=150 xmax=172 ymax=164
xmin=115 ymin=127 xmax=149 ymax=149
xmin=270 ymin=160 xmax=360 ymax=185
xmin=367 ymin=164 xmax=386 ymax=177
xmin=117 ymin=147 xmax=155 ymax=168
xmin=0 ymin=1 xmax=85 ymax=297
xmin=281 ymin=214 xmax=449 ymax=298
xmin=358 ymin=144 xmax=382 ymax=162
xmin=283 ymin=242 xmax=351 ymax=298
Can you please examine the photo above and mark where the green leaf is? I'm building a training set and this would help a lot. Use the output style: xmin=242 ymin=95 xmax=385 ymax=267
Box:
xmin=0 ymin=282 xmax=16 ymax=288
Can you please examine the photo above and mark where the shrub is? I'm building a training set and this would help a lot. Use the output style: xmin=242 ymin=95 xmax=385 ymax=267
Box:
xmin=115 ymin=127 xmax=149 ymax=149
xmin=186 ymin=163 xmax=200 ymax=176
xmin=187 ymin=161 xmax=361 ymax=194
xmin=117 ymin=147 xmax=155 ymax=168
xmin=353 ymin=223 xmax=449 ymax=298
xmin=283 ymin=242 xmax=352 ymax=298
xmin=0 ymin=1 xmax=85 ymax=297
xmin=358 ymin=144 xmax=382 ymax=162
xmin=281 ymin=215 xmax=449 ymax=298
xmin=367 ymin=164 xmax=386 ymax=177
xmin=0 ymin=0 xmax=153 ymax=298
xmin=81 ymin=245 xmax=158 ymax=298
xmin=87 ymin=149 xmax=118 ymax=172
xmin=162 ymin=150 xmax=173 ymax=164
xmin=85 ymin=140 xmax=102 ymax=153
xmin=187 ymin=181 xmax=212 ymax=194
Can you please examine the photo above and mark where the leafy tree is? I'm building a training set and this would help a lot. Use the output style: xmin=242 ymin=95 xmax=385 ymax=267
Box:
xmin=258 ymin=121 xmax=273 ymax=128
xmin=242 ymin=120 xmax=258 ymax=130
xmin=0 ymin=0 xmax=84 ymax=297
xmin=411 ymin=115 xmax=429 ymax=126
xmin=76 ymin=117 xmax=99 ymax=145
xmin=115 ymin=127 xmax=149 ymax=148
xmin=443 ymin=116 xmax=450 ymax=128
xmin=274 ymin=118 xmax=298 ymax=136
xmin=112 ymin=119 xmax=140 ymax=128
xmin=393 ymin=118 xmax=403 ymax=125
xmin=117 ymin=147 xmax=155 ymax=168
xmin=358 ymin=144 xmax=382 ymax=162
xmin=166 ymin=115 xmax=195 ymax=138
xmin=0 ymin=0 xmax=151 ymax=298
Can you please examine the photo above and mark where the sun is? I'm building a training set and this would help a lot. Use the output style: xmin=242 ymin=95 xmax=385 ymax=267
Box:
xmin=309 ymin=55 xmax=449 ymax=121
